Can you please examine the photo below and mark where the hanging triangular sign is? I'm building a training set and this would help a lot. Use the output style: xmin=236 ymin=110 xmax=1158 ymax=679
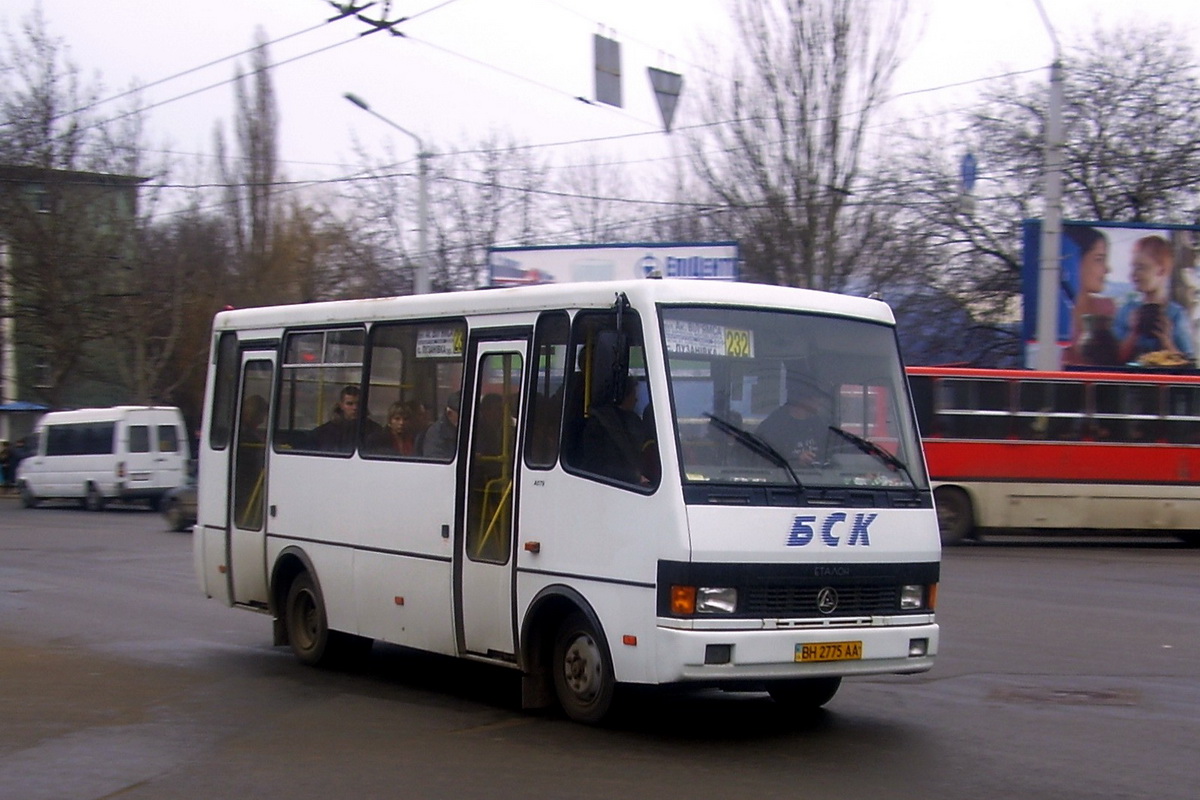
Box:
xmin=647 ymin=67 xmax=683 ymax=132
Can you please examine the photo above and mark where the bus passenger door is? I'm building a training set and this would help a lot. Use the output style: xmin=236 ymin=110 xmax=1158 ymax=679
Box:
xmin=456 ymin=338 xmax=527 ymax=659
xmin=227 ymin=353 xmax=275 ymax=607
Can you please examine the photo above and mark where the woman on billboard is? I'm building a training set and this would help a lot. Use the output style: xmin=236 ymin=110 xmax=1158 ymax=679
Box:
xmin=1064 ymin=226 xmax=1120 ymax=367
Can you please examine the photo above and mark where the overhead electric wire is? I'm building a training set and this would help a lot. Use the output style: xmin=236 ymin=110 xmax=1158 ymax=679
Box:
xmin=63 ymin=32 xmax=365 ymax=141
xmin=42 ymin=19 xmax=334 ymax=126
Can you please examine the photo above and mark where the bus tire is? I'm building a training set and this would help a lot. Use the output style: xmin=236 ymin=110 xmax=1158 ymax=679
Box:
xmin=552 ymin=612 xmax=615 ymax=724
xmin=934 ymin=486 xmax=974 ymax=545
xmin=284 ymin=572 xmax=334 ymax=667
xmin=85 ymin=483 xmax=106 ymax=512
xmin=19 ymin=482 xmax=38 ymax=509
xmin=768 ymin=676 xmax=841 ymax=710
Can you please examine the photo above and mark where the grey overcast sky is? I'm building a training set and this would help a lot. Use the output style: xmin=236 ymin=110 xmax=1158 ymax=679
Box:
xmin=4 ymin=0 xmax=1200 ymax=189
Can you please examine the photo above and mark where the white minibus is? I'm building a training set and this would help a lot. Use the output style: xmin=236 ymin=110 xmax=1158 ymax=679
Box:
xmin=18 ymin=405 xmax=190 ymax=510
xmin=195 ymin=279 xmax=939 ymax=722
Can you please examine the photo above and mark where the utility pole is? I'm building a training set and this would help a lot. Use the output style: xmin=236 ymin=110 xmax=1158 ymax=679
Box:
xmin=343 ymin=92 xmax=432 ymax=295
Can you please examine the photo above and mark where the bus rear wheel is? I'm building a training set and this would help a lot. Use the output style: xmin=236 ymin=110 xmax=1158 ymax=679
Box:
xmin=552 ymin=612 xmax=615 ymax=724
xmin=934 ymin=486 xmax=974 ymax=545
xmin=768 ymin=676 xmax=841 ymax=710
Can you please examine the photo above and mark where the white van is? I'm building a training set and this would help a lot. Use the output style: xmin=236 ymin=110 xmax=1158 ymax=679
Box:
xmin=16 ymin=406 xmax=190 ymax=510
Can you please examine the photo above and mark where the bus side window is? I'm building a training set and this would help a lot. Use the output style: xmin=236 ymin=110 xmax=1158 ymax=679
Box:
xmin=563 ymin=310 xmax=658 ymax=489
xmin=274 ymin=328 xmax=365 ymax=456
xmin=1120 ymin=384 xmax=1161 ymax=443
xmin=524 ymin=312 xmax=570 ymax=469
xmin=907 ymin=375 xmax=935 ymax=436
xmin=209 ymin=331 xmax=239 ymax=450
xmin=1166 ymin=385 xmax=1200 ymax=443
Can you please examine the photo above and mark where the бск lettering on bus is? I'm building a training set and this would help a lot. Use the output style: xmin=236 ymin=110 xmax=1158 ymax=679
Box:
xmin=195 ymin=279 xmax=940 ymax=723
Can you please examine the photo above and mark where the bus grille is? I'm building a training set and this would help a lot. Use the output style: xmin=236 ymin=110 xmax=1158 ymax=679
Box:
xmin=743 ymin=584 xmax=900 ymax=617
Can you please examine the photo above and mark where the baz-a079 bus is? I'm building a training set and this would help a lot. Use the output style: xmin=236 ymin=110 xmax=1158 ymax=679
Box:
xmin=195 ymin=279 xmax=939 ymax=722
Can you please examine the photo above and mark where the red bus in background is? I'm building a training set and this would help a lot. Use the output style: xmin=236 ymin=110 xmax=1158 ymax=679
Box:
xmin=906 ymin=366 xmax=1200 ymax=545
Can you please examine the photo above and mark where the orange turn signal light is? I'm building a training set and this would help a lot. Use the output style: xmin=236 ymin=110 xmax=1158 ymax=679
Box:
xmin=670 ymin=585 xmax=696 ymax=615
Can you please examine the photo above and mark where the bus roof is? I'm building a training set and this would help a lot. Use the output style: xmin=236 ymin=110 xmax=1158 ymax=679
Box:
xmin=211 ymin=279 xmax=896 ymax=332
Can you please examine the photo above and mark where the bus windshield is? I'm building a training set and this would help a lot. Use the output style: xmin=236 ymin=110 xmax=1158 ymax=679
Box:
xmin=662 ymin=305 xmax=927 ymax=490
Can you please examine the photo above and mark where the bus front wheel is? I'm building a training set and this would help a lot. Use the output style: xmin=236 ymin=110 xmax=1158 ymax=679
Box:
xmin=768 ymin=676 xmax=841 ymax=710
xmin=285 ymin=572 xmax=333 ymax=667
xmin=552 ymin=612 xmax=615 ymax=724
xmin=934 ymin=487 xmax=974 ymax=545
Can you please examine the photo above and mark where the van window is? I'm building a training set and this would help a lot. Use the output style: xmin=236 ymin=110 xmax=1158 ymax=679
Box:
xmin=129 ymin=425 xmax=150 ymax=453
xmin=44 ymin=422 xmax=116 ymax=456
xmin=158 ymin=425 xmax=180 ymax=453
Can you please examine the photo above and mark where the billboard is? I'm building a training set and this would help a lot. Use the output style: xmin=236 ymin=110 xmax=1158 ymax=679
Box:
xmin=486 ymin=242 xmax=739 ymax=287
xmin=1022 ymin=220 xmax=1200 ymax=370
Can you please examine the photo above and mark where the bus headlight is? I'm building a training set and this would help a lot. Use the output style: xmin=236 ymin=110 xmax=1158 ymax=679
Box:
xmin=670 ymin=585 xmax=738 ymax=615
xmin=696 ymin=586 xmax=738 ymax=614
xmin=899 ymin=584 xmax=926 ymax=610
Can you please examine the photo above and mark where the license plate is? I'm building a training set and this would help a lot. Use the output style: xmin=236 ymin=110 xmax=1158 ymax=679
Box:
xmin=795 ymin=641 xmax=863 ymax=663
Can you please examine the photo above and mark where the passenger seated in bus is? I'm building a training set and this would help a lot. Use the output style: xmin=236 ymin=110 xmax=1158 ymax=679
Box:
xmin=366 ymin=400 xmax=421 ymax=456
xmin=419 ymin=391 xmax=460 ymax=459
xmin=756 ymin=376 xmax=833 ymax=466
xmin=409 ymin=399 xmax=432 ymax=441
xmin=312 ymin=385 xmax=380 ymax=453
xmin=579 ymin=376 xmax=655 ymax=486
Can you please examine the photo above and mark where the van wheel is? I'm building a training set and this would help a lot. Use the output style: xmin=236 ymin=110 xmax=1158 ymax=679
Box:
xmin=934 ymin=486 xmax=973 ymax=544
xmin=84 ymin=484 xmax=106 ymax=512
xmin=552 ymin=612 xmax=615 ymax=724
xmin=19 ymin=483 xmax=38 ymax=509
xmin=164 ymin=497 xmax=185 ymax=532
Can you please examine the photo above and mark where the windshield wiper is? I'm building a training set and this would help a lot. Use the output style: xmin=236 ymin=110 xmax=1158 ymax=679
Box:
xmin=704 ymin=413 xmax=802 ymax=488
xmin=827 ymin=426 xmax=915 ymax=486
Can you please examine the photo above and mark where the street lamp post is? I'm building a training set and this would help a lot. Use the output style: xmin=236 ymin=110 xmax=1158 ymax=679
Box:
xmin=1034 ymin=60 xmax=1064 ymax=370
xmin=344 ymin=92 xmax=431 ymax=295
xmin=1034 ymin=1 xmax=1064 ymax=371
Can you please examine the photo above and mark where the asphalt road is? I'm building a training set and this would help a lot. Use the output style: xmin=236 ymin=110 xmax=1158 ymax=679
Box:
xmin=1 ymin=499 xmax=1197 ymax=800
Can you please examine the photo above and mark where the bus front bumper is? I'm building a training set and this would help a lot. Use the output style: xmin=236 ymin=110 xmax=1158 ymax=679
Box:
xmin=653 ymin=619 xmax=939 ymax=683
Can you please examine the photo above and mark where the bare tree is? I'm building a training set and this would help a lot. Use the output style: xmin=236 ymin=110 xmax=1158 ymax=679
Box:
xmin=345 ymin=134 xmax=553 ymax=292
xmin=688 ymin=0 xmax=908 ymax=290
xmin=215 ymin=27 xmax=289 ymax=307
xmin=0 ymin=7 xmax=157 ymax=405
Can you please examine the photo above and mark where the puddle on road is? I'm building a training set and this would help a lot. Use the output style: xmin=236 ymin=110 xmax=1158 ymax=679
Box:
xmin=987 ymin=686 xmax=1141 ymax=706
